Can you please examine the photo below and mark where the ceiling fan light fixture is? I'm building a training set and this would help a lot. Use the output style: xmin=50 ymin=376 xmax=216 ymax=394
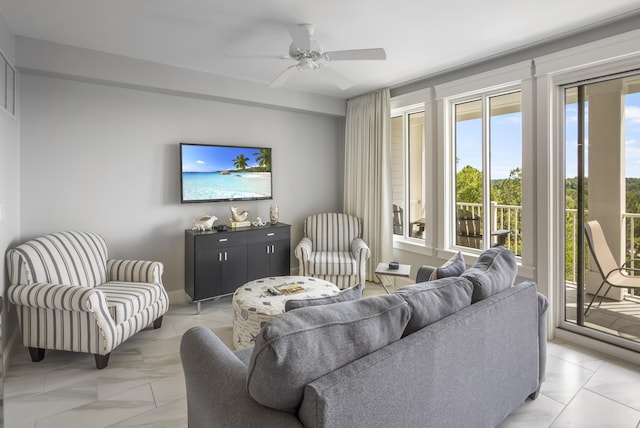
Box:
xmin=235 ymin=22 xmax=386 ymax=90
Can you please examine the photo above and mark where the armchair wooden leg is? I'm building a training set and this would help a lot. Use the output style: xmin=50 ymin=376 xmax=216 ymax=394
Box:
xmin=94 ymin=353 xmax=110 ymax=370
xmin=153 ymin=316 xmax=163 ymax=329
xmin=28 ymin=347 xmax=46 ymax=362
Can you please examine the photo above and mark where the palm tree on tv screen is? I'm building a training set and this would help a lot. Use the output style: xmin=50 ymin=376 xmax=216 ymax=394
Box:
xmin=254 ymin=149 xmax=271 ymax=171
xmin=233 ymin=154 xmax=250 ymax=171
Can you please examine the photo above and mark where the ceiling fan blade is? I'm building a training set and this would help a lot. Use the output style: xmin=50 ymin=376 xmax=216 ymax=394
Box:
xmin=324 ymin=48 xmax=387 ymax=61
xmin=317 ymin=66 xmax=354 ymax=90
xmin=269 ymin=64 xmax=299 ymax=88
xmin=287 ymin=24 xmax=312 ymax=51
xmin=225 ymin=54 xmax=293 ymax=60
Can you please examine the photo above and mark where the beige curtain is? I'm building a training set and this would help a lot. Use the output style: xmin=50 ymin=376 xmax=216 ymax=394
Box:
xmin=343 ymin=89 xmax=392 ymax=282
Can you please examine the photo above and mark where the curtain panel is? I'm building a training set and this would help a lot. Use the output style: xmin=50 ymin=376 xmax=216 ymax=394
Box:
xmin=343 ymin=89 xmax=392 ymax=282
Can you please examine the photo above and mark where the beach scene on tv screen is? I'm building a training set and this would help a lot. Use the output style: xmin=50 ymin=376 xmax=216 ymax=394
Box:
xmin=182 ymin=145 xmax=272 ymax=201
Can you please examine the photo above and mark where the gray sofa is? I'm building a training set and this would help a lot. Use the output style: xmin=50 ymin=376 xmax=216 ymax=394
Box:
xmin=181 ymin=247 xmax=548 ymax=428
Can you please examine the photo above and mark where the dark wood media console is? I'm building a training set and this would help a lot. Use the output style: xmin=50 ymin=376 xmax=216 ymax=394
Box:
xmin=185 ymin=223 xmax=291 ymax=313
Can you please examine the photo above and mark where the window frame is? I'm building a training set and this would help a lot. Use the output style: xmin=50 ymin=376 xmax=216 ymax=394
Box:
xmin=447 ymin=86 xmax=523 ymax=254
xmin=390 ymin=103 xmax=427 ymax=244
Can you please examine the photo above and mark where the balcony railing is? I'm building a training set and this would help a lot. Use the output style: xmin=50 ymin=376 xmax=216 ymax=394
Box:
xmin=457 ymin=202 xmax=522 ymax=256
xmin=456 ymin=203 xmax=640 ymax=285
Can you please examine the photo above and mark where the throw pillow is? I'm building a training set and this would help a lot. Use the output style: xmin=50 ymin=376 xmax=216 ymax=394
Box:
xmin=284 ymin=283 xmax=362 ymax=311
xmin=431 ymin=251 xmax=466 ymax=280
xmin=395 ymin=276 xmax=474 ymax=336
xmin=246 ymin=294 xmax=410 ymax=413
xmin=416 ymin=252 xmax=466 ymax=283
xmin=461 ymin=246 xmax=517 ymax=303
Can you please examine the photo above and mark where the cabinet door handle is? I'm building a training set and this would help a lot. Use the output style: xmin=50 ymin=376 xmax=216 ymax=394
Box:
xmin=225 ymin=252 xmax=228 ymax=261
xmin=218 ymin=252 xmax=222 ymax=262
xmin=271 ymin=245 xmax=275 ymax=253
xmin=266 ymin=245 xmax=270 ymax=254
xmin=219 ymin=238 xmax=228 ymax=242
xmin=267 ymin=232 xmax=275 ymax=237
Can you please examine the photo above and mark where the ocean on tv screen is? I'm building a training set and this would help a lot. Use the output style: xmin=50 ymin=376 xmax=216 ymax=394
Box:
xmin=182 ymin=171 xmax=271 ymax=201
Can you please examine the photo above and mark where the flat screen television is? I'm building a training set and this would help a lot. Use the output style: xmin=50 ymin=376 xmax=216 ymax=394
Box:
xmin=180 ymin=143 xmax=273 ymax=203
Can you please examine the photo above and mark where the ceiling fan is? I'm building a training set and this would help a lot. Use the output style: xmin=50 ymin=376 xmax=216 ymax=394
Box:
xmin=236 ymin=23 xmax=386 ymax=90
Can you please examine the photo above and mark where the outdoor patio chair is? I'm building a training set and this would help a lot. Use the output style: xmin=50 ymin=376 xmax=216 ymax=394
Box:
xmin=456 ymin=208 xmax=510 ymax=249
xmin=584 ymin=220 xmax=640 ymax=315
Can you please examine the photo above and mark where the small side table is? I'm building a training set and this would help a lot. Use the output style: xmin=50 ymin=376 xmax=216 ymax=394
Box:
xmin=375 ymin=262 xmax=411 ymax=294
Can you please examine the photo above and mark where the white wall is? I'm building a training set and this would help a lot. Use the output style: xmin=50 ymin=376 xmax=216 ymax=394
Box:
xmin=20 ymin=73 xmax=345 ymax=296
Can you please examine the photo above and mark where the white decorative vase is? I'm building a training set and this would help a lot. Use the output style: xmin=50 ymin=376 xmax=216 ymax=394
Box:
xmin=270 ymin=204 xmax=279 ymax=225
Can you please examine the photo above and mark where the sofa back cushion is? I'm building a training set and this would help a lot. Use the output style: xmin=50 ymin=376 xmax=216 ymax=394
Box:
xmin=395 ymin=276 xmax=474 ymax=336
xmin=284 ymin=283 xmax=362 ymax=311
xmin=6 ymin=231 xmax=108 ymax=288
xmin=461 ymin=246 xmax=517 ymax=303
xmin=247 ymin=294 xmax=410 ymax=413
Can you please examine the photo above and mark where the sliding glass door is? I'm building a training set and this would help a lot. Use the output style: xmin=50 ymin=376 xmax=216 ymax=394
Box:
xmin=563 ymin=72 xmax=640 ymax=350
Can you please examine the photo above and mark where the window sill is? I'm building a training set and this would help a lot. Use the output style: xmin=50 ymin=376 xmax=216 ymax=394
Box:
xmin=393 ymin=238 xmax=535 ymax=280
xmin=393 ymin=236 xmax=433 ymax=256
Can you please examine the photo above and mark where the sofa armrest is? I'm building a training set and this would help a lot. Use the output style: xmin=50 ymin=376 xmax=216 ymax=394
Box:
xmin=350 ymin=237 xmax=370 ymax=260
xmin=294 ymin=237 xmax=312 ymax=262
xmin=9 ymin=282 xmax=118 ymax=352
xmin=9 ymin=282 xmax=104 ymax=312
xmin=416 ymin=265 xmax=437 ymax=283
xmin=180 ymin=327 xmax=303 ymax=428
xmin=107 ymin=259 xmax=163 ymax=284
xmin=535 ymin=292 xmax=549 ymax=397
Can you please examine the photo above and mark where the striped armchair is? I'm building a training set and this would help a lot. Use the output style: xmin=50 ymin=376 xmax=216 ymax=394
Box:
xmin=6 ymin=231 xmax=169 ymax=369
xmin=294 ymin=213 xmax=370 ymax=289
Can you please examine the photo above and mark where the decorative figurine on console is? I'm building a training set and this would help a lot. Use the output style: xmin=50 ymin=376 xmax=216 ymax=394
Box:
xmin=192 ymin=215 xmax=217 ymax=232
xmin=229 ymin=206 xmax=251 ymax=228
xmin=252 ymin=217 xmax=267 ymax=227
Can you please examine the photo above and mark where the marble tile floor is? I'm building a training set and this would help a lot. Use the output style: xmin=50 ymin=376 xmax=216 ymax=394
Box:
xmin=4 ymin=283 xmax=640 ymax=427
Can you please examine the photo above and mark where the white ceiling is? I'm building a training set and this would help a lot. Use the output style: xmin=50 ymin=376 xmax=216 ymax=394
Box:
xmin=1 ymin=0 xmax=640 ymax=99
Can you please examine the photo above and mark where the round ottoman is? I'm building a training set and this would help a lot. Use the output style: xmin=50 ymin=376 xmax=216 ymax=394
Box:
xmin=232 ymin=276 xmax=340 ymax=349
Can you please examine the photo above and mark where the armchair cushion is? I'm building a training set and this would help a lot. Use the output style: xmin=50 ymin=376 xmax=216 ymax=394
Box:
xmin=306 ymin=251 xmax=357 ymax=276
xmin=99 ymin=282 xmax=166 ymax=324
xmin=7 ymin=231 xmax=108 ymax=287
xmin=304 ymin=213 xmax=361 ymax=252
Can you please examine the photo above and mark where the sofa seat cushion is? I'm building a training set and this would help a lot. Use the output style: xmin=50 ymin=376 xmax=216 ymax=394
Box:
xmin=98 ymin=281 xmax=163 ymax=324
xmin=247 ymin=294 xmax=410 ymax=413
xmin=395 ymin=276 xmax=474 ymax=336
xmin=284 ymin=283 xmax=363 ymax=312
xmin=307 ymin=251 xmax=356 ymax=275
xmin=461 ymin=246 xmax=517 ymax=303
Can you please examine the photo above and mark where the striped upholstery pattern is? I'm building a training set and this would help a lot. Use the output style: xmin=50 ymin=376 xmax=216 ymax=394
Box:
xmin=6 ymin=231 xmax=108 ymax=287
xmin=307 ymin=252 xmax=356 ymax=275
xmin=295 ymin=213 xmax=370 ymax=289
xmin=100 ymin=282 xmax=165 ymax=324
xmin=6 ymin=231 xmax=169 ymax=360
xmin=304 ymin=213 xmax=362 ymax=252
xmin=107 ymin=259 xmax=163 ymax=284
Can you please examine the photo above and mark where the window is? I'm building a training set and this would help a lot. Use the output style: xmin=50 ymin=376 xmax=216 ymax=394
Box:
xmin=391 ymin=108 xmax=426 ymax=241
xmin=452 ymin=90 xmax=522 ymax=254
xmin=0 ymin=50 xmax=15 ymax=116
